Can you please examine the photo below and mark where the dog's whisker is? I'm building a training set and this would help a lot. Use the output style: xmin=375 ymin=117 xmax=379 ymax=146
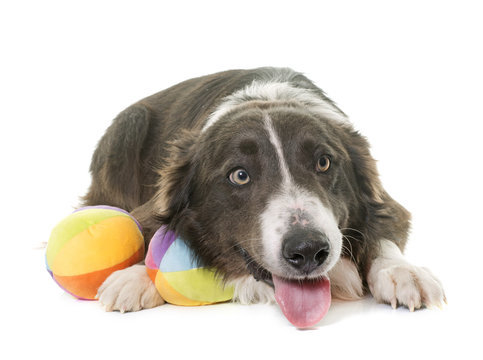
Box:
xmin=341 ymin=236 xmax=357 ymax=264
xmin=339 ymin=227 xmax=366 ymax=240
xmin=216 ymin=238 xmax=265 ymax=258
xmin=339 ymin=226 xmax=364 ymax=234
xmin=342 ymin=234 xmax=363 ymax=243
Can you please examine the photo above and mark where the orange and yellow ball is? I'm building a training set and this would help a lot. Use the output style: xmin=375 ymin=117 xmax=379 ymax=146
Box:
xmin=45 ymin=206 xmax=144 ymax=300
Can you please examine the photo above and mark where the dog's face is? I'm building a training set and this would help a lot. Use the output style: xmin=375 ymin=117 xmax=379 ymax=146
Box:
xmin=158 ymin=103 xmax=377 ymax=285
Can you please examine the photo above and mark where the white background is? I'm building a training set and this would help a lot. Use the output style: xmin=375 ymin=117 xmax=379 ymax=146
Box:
xmin=1 ymin=1 xmax=482 ymax=359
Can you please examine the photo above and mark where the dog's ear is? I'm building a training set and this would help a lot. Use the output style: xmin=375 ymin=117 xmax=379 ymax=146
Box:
xmin=345 ymin=129 xmax=384 ymax=206
xmin=344 ymin=128 xmax=411 ymax=257
xmin=153 ymin=129 xmax=199 ymax=229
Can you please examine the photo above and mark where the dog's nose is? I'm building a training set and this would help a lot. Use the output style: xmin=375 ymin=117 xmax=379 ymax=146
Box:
xmin=282 ymin=229 xmax=330 ymax=274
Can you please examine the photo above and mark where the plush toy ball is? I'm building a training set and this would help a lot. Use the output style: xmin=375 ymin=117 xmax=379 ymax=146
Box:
xmin=46 ymin=206 xmax=144 ymax=300
xmin=145 ymin=227 xmax=234 ymax=306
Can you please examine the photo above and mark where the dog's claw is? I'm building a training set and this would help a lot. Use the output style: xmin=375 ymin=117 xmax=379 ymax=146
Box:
xmin=408 ymin=301 xmax=415 ymax=312
xmin=391 ymin=298 xmax=397 ymax=310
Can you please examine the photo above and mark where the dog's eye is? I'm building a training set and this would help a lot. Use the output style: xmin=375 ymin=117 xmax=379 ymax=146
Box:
xmin=228 ymin=168 xmax=251 ymax=186
xmin=316 ymin=155 xmax=331 ymax=173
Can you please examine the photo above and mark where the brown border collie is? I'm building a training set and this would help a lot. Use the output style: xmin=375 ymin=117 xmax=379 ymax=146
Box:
xmin=85 ymin=68 xmax=445 ymax=327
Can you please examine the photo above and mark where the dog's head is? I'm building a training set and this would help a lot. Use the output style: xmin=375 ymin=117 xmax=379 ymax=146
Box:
xmin=155 ymin=99 xmax=382 ymax=327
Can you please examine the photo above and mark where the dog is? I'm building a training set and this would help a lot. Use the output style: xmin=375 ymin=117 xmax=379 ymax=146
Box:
xmin=85 ymin=67 xmax=445 ymax=326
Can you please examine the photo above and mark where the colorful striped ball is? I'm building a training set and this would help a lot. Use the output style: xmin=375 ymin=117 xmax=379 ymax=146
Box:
xmin=46 ymin=206 xmax=144 ymax=300
xmin=145 ymin=227 xmax=234 ymax=306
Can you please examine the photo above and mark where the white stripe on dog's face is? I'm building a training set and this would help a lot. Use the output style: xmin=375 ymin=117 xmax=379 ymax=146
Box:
xmin=260 ymin=115 xmax=342 ymax=279
xmin=262 ymin=114 xmax=292 ymax=186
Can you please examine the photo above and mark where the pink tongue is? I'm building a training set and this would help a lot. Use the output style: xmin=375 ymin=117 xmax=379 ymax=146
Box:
xmin=273 ymin=275 xmax=331 ymax=328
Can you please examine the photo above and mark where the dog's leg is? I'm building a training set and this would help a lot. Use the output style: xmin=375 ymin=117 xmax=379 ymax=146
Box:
xmin=367 ymin=239 xmax=446 ymax=311
xmin=97 ymin=264 xmax=164 ymax=312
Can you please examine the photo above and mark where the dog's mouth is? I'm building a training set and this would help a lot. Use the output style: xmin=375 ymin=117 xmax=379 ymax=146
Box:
xmin=237 ymin=246 xmax=274 ymax=287
xmin=237 ymin=246 xmax=331 ymax=328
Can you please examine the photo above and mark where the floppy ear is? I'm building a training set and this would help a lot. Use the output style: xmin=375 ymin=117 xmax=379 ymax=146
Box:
xmin=153 ymin=129 xmax=199 ymax=228
xmin=344 ymin=129 xmax=411 ymax=262
xmin=345 ymin=130 xmax=384 ymax=206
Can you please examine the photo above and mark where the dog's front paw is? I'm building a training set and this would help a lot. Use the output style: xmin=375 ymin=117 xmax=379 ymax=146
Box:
xmin=97 ymin=264 xmax=165 ymax=312
xmin=368 ymin=261 xmax=446 ymax=311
